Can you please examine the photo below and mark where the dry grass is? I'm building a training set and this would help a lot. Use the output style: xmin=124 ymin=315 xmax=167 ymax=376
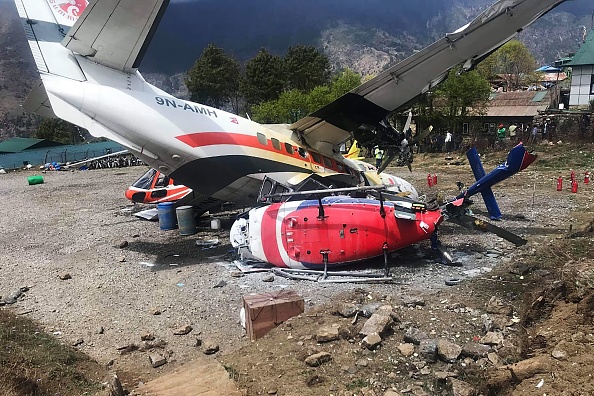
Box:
xmin=0 ymin=309 xmax=105 ymax=396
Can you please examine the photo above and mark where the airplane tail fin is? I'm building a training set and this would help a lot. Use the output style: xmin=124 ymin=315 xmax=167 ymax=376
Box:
xmin=14 ymin=0 xmax=87 ymax=83
xmin=343 ymin=141 xmax=364 ymax=160
xmin=458 ymin=143 xmax=536 ymax=219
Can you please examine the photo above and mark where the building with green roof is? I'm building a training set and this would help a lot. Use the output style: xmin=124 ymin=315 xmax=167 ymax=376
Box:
xmin=568 ymin=29 xmax=594 ymax=108
xmin=0 ymin=137 xmax=64 ymax=154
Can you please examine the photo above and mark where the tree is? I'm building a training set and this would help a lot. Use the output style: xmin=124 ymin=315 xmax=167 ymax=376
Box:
xmin=251 ymin=69 xmax=362 ymax=124
xmin=330 ymin=69 xmax=362 ymax=97
xmin=436 ymin=67 xmax=491 ymax=120
xmin=186 ymin=44 xmax=241 ymax=111
xmin=241 ymin=48 xmax=286 ymax=107
xmin=35 ymin=119 xmax=84 ymax=145
xmin=481 ymin=40 xmax=540 ymax=90
xmin=283 ymin=45 xmax=331 ymax=92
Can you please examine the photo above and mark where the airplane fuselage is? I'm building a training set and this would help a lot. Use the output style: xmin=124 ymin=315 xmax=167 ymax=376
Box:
xmin=42 ymin=68 xmax=373 ymax=206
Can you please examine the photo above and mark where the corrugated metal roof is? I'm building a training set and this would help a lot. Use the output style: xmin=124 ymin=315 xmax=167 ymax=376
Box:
xmin=531 ymin=91 xmax=547 ymax=102
xmin=567 ymin=30 xmax=594 ymax=66
xmin=484 ymin=90 xmax=551 ymax=117
xmin=0 ymin=138 xmax=64 ymax=153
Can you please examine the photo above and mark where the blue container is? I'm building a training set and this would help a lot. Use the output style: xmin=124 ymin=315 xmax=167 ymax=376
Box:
xmin=157 ymin=202 xmax=177 ymax=230
xmin=176 ymin=205 xmax=197 ymax=236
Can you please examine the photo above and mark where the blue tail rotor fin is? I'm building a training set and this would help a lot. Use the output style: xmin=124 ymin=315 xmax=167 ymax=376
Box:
xmin=465 ymin=147 xmax=502 ymax=220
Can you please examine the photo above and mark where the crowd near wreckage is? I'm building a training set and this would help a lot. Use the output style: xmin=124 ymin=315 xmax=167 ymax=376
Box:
xmin=13 ymin=0 xmax=565 ymax=275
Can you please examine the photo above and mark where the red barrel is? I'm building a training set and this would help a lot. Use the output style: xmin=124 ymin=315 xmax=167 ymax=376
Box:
xmin=427 ymin=173 xmax=433 ymax=187
xmin=571 ymin=181 xmax=578 ymax=193
xmin=585 ymin=172 xmax=590 ymax=184
xmin=556 ymin=177 xmax=562 ymax=191
xmin=433 ymin=174 xmax=438 ymax=185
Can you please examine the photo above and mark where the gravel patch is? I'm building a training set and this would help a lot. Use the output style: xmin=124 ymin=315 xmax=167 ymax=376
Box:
xmin=0 ymin=164 xmax=577 ymax=371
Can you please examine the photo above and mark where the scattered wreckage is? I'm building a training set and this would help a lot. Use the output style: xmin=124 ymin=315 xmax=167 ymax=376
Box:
xmin=229 ymin=144 xmax=536 ymax=281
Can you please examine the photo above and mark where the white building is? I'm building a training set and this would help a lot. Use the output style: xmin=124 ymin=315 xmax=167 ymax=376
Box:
xmin=568 ymin=30 xmax=594 ymax=109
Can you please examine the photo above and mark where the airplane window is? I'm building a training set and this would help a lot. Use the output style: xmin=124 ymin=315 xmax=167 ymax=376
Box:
xmin=271 ymin=138 xmax=281 ymax=150
xmin=298 ymin=148 xmax=307 ymax=158
xmin=284 ymin=143 xmax=294 ymax=154
xmin=310 ymin=152 xmax=321 ymax=164
xmin=257 ymin=133 xmax=268 ymax=146
xmin=323 ymin=157 xmax=333 ymax=168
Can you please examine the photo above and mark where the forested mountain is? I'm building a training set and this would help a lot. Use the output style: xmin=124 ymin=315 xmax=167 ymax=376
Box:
xmin=143 ymin=0 xmax=592 ymax=74
xmin=0 ymin=0 xmax=592 ymax=137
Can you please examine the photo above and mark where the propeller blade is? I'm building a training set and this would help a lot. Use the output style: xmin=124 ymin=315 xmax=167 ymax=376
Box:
xmin=448 ymin=214 xmax=527 ymax=247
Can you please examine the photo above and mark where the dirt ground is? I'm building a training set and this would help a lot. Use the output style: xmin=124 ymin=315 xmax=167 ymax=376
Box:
xmin=0 ymin=142 xmax=593 ymax=396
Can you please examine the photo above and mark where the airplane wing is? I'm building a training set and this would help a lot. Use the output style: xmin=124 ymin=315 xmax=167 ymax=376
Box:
xmin=290 ymin=0 xmax=566 ymax=152
xmin=62 ymin=0 xmax=169 ymax=72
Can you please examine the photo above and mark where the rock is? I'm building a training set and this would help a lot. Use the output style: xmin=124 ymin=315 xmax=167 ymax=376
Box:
xmin=481 ymin=332 xmax=504 ymax=346
xmin=509 ymin=263 xmax=529 ymax=275
xmin=149 ymin=353 xmax=167 ymax=368
xmin=262 ymin=275 xmax=274 ymax=282
xmin=404 ymin=327 xmax=428 ymax=345
xmin=418 ymin=339 xmax=437 ymax=363
xmin=397 ymin=343 xmax=415 ymax=357
xmin=173 ymin=325 xmax=192 ymax=335
xmin=485 ymin=297 xmax=513 ymax=316
xmin=202 ymin=339 xmax=219 ymax=355
xmin=481 ymin=314 xmax=493 ymax=332
xmin=356 ymin=358 xmax=369 ymax=367
xmin=384 ymin=391 xmax=402 ymax=396
xmin=149 ymin=308 xmax=161 ymax=315
xmin=448 ymin=378 xmax=477 ymax=396
xmin=437 ymin=339 xmax=462 ymax=363
xmin=117 ymin=256 xmax=126 ymax=263
xmin=400 ymin=295 xmax=426 ymax=307
xmin=105 ymin=373 xmax=126 ymax=396
xmin=418 ymin=367 xmax=430 ymax=375
xmin=360 ymin=303 xmax=383 ymax=317
xmin=362 ymin=332 xmax=382 ymax=350
xmin=461 ymin=342 xmax=491 ymax=359
xmin=119 ymin=240 xmax=128 ymax=248
xmin=317 ymin=324 xmax=340 ymax=343
xmin=58 ymin=273 xmax=72 ymax=280
xmin=488 ymin=356 xmax=552 ymax=388
xmin=72 ymin=338 xmax=84 ymax=347
xmin=487 ymin=352 xmax=503 ymax=367
xmin=434 ymin=371 xmax=458 ymax=380
xmin=333 ymin=302 xmax=359 ymax=318
xmin=551 ymin=341 xmax=568 ymax=360
xmin=360 ymin=312 xmax=392 ymax=336
xmin=229 ymin=270 xmax=243 ymax=278
xmin=305 ymin=351 xmax=332 ymax=367
xmin=213 ymin=280 xmax=227 ymax=288
xmin=96 ymin=326 xmax=104 ymax=335
xmin=267 ymin=389 xmax=277 ymax=395
xmin=141 ymin=332 xmax=155 ymax=341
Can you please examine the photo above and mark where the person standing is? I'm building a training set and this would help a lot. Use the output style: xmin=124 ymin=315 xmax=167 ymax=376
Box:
xmin=508 ymin=122 xmax=517 ymax=143
xmin=444 ymin=131 xmax=453 ymax=153
xmin=374 ymin=146 xmax=384 ymax=169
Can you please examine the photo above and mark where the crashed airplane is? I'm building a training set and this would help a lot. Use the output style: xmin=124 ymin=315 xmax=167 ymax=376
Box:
xmin=13 ymin=0 xmax=562 ymax=268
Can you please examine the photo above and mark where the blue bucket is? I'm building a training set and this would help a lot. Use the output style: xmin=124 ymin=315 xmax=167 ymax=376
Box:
xmin=157 ymin=202 xmax=177 ymax=230
xmin=176 ymin=205 xmax=197 ymax=236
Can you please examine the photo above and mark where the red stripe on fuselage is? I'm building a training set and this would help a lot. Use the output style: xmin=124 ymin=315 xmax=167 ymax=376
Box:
xmin=260 ymin=204 xmax=287 ymax=268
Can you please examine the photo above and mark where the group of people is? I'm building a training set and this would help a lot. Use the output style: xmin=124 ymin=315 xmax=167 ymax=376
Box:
xmin=495 ymin=118 xmax=554 ymax=146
